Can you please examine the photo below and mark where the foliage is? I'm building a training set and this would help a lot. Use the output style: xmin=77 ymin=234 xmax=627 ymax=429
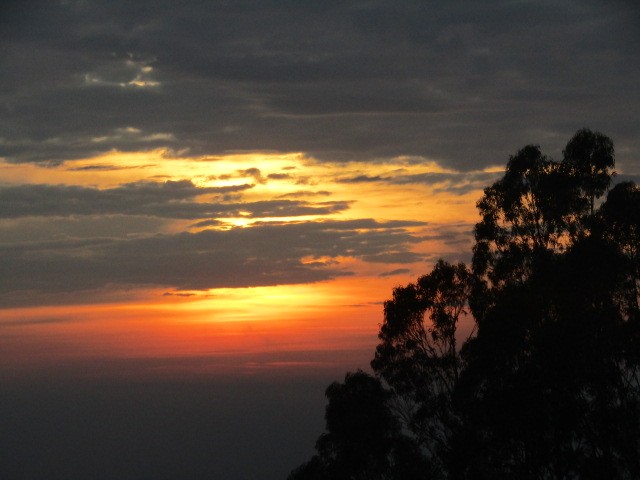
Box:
xmin=563 ymin=128 xmax=615 ymax=216
xmin=287 ymin=370 xmax=431 ymax=480
xmin=371 ymin=260 xmax=471 ymax=474
xmin=289 ymin=129 xmax=640 ymax=479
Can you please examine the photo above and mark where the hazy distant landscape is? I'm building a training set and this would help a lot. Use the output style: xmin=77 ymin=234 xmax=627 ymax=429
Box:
xmin=1 ymin=361 xmax=344 ymax=479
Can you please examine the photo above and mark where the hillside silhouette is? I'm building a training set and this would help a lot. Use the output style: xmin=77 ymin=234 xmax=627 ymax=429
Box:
xmin=289 ymin=129 xmax=640 ymax=479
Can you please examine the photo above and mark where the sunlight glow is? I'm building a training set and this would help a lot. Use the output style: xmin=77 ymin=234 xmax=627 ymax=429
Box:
xmin=0 ymin=147 xmax=491 ymax=373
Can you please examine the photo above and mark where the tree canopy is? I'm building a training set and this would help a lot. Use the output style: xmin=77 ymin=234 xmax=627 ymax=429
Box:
xmin=289 ymin=129 xmax=640 ymax=479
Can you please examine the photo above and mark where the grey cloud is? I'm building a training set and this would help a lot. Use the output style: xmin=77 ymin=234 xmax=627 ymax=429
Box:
xmin=361 ymin=252 xmax=424 ymax=264
xmin=0 ymin=180 xmax=218 ymax=217
xmin=390 ymin=172 xmax=500 ymax=187
xmin=338 ymin=170 xmax=502 ymax=195
xmin=421 ymin=223 xmax=474 ymax=242
xmin=65 ymin=163 xmax=157 ymax=172
xmin=189 ymin=219 xmax=228 ymax=228
xmin=237 ymin=168 xmax=264 ymax=183
xmin=338 ymin=175 xmax=385 ymax=184
xmin=421 ymin=234 xmax=472 ymax=246
xmin=267 ymin=173 xmax=292 ymax=180
xmin=162 ymin=292 xmax=200 ymax=298
xmin=241 ymin=200 xmax=351 ymax=218
xmin=379 ymin=268 xmax=411 ymax=278
xmin=271 ymin=218 xmax=427 ymax=231
xmin=0 ymin=181 xmax=350 ymax=219
xmin=0 ymin=215 xmax=168 ymax=244
xmin=0 ymin=219 xmax=425 ymax=304
xmin=1 ymin=1 xmax=638 ymax=170
xmin=218 ymin=168 xmax=296 ymax=185
xmin=0 ymin=316 xmax=75 ymax=327
xmin=277 ymin=190 xmax=332 ymax=199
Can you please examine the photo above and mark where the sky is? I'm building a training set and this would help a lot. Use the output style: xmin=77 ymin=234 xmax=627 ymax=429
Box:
xmin=1 ymin=1 xmax=639 ymax=479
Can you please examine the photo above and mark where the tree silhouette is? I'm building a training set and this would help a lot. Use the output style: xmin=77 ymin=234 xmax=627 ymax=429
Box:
xmin=289 ymin=130 xmax=640 ymax=479
xmin=563 ymin=128 xmax=615 ymax=217
xmin=599 ymin=181 xmax=640 ymax=320
xmin=454 ymin=232 xmax=640 ymax=479
xmin=287 ymin=371 xmax=430 ymax=480
xmin=371 ymin=260 xmax=471 ymax=476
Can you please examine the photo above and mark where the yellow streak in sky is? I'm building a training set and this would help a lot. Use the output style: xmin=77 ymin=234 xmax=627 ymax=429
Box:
xmin=0 ymin=147 xmax=486 ymax=286
xmin=0 ymin=148 xmax=498 ymax=371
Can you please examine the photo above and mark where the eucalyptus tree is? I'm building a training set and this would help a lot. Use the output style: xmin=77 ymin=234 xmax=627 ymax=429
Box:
xmin=471 ymin=129 xmax=616 ymax=321
xmin=453 ymin=130 xmax=639 ymax=479
xmin=563 ymin=128 xmax=616 ymax=217
xmin=287 ymin=371 xmax=430 ymax=480
xmin=289 ymin=130 xmax=639 ymax=480
xmin=371 ymin=260 xmax=472 ymax=474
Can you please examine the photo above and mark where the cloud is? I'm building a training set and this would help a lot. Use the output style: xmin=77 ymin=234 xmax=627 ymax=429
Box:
xmin=0 ymin=219 xmax=426 ymax=304
xmin=420 ymin=223 xmax=474 ymax=245
xmin=267 ymin=173 xmax=292 ymax=180
xmin=237 ymin=168 xmax=264 ymax=183
xmin=1 ymin=1 xmax=638 ymax=169
xmin=0 ymin=181 xmax=352 ymax=219
xmin=1 ymin=1 xmax=637 ymax=309
xmin=337 ymin=170 xmax=502 ymax=195
xmin=379 ymin=268 xmax=411 ymax=278
xmin=0 ymin=317 xmax=73 ymax=327
xmin=162 ymin=292 xmax=200 ymax=298
xmin=361 ymin=252 xmax=423 ymax=263
xmin=0 ymin=215 xmax=168 ymax=244
xmin=338 ymin=175 xmax=385 ymax=184
xmin=65 ymin=163 xmax=157 ymax=172
xmin=189 ymin=219 xmax=228 ymax=228
xmin=277 ymin=190 xmax=332 ymax=199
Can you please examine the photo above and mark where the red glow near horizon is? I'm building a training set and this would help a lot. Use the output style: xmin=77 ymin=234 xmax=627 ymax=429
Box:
xmin=0 ymin=151 xmax=486 ymax=379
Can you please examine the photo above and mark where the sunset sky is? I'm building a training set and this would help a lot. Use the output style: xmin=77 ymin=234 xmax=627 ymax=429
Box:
xmin=1 ymin=1 xmax=639 ymax=479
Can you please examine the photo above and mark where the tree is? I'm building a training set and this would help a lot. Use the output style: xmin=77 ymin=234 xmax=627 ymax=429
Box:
xmin=289 ymin=130 xmax=639 ymax=479
xmin=598 ymin=181 xmax=640 ymax=320
xmin=371 ymin=260 xmax=471 ymax=475
xmin=472 ymin=145 xmax=568 ymax=322
xmin=453 ymin=232 xmax=640 ymax=479
xmin=287 ymin=371 xmax=431 ymax=480
xmin=597 ymin=181 xmax=640 ymax=449
xmin=471 ymin=129 xmax=617 ymax=322
xmin=453 ymin=129 xmax=638 ymax=479
xmin=563 ymin=128 xmax=615 ymax=216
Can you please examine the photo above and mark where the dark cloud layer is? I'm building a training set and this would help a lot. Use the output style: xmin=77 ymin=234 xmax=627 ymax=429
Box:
xmin=0 ymin=181 xmax=353 ymax=219
xmin=337 ymin=170 xmax=502 ymax=195
xmin=1 ymin=1 xmax=638 ymax=302
xmin=1 ymin=1 xmax=638 ymax=170
xmin=0 ymin=219 xmax=426 ymax=303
